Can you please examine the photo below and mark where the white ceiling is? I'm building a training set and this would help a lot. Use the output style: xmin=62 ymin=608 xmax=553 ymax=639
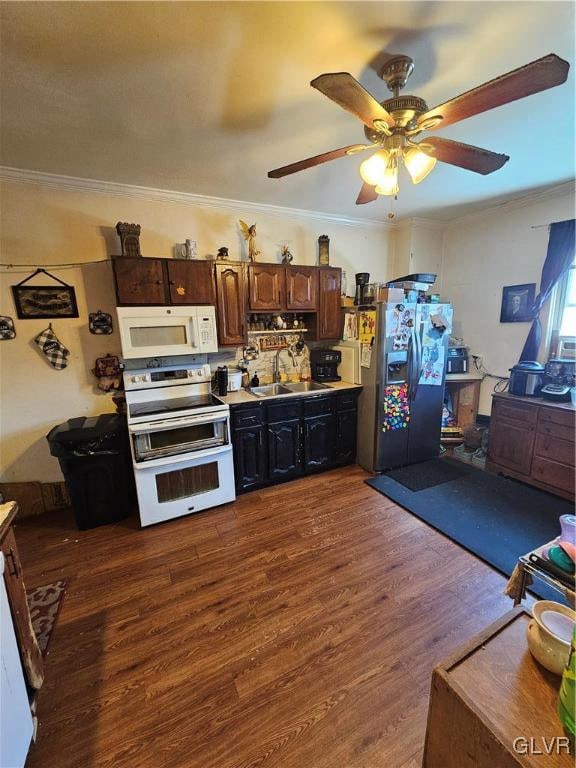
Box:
xmin=1 ymin=1 xmax=574 ymax=221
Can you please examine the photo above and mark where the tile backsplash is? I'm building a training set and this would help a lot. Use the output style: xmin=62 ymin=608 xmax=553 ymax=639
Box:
xmin=209 ymin=332 xmax=313 ymax=384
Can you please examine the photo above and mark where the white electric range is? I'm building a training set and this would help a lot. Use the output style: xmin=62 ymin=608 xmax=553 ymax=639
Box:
xmin=124 ymin=363 xmax=235 ymax=527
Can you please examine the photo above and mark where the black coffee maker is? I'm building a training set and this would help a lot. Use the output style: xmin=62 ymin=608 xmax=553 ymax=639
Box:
xmin=311 ymin=349 xmax=341 ymax=382
xmin=354 ymin=272 xmax=371 ymax=306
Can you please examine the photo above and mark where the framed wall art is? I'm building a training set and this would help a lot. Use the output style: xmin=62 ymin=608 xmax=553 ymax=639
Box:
xmin=500 ymin=283 xmax=536 ymax=323
xmin=12 ymin=268 xmax=79 ymax=319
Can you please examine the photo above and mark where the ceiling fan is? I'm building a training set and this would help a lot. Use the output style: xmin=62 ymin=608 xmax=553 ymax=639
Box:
xmin=267 ymin=53 xmax=570 ymax=205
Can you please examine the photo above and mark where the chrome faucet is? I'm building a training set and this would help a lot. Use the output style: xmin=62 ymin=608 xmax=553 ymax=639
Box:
xmin=273 ymin=349 xmax=282 ymax=382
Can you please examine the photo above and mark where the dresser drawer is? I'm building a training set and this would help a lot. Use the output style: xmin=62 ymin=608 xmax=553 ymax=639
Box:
xmin=537 ymin=419 xmax=574 ymax=443
xmin=492 ymin=398 xmax=537 ymax=427
xmin=531 ymin=457 xmax=575 ymax=495
xmin=538 ymin=407 xmax=575 ymax=432
xmin=534 ymin=434 xmax=575 ymax=467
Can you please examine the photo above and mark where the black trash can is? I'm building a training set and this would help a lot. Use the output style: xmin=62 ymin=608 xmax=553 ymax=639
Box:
xmin=47 ymin=414 xmax=135 ymax=530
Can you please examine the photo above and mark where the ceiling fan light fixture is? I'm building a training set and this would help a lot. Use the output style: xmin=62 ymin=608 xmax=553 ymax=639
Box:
xmin=374 ymin=158 xmax=399 ymax=196
xmin=403 ymin=146 xmax=437 ymax=184
xmin=359 ymin=149 xmax=390 ymax=186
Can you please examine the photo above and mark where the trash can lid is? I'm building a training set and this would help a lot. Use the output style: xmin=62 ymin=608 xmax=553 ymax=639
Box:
xmin=47 ymin=413 xmax=126 ymax=450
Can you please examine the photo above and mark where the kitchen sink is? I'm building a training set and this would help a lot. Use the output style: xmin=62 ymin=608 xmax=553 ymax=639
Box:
xmin=249 ymin=384 xmax=293 ymax=397
xmin=283 ymin=381 xmax=331 ymax=393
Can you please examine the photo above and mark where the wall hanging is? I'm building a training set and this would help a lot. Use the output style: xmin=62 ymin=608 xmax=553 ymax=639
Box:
xmin=500 ymin=283 xmax=535 ymax=323
xmin=33 ymin=324 xmax=69 ymax=370
xmin=12 ymin=268 xmax=79 ymax=319
xmin=116 ymin=222 xmax=142 ymax=257
xmin=0 ymin=315 xmax=16 ymax=340
xmin=89 ymin=309 xmax=113 ymax=335
xmin=92 ymin=353 xmax=123 ymax=392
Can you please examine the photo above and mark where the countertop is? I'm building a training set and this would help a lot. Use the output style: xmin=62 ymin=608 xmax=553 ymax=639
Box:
xmin=220 ymin=380 xmax=363 ymax=406
xmin=493 ymin=390 xmax=575 ymax=412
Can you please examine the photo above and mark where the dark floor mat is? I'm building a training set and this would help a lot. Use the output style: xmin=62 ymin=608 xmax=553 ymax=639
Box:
xmin=366 ymin=458 xmax=573 ymax=601
xmin=385 ymin=458 xmax=471 ymax=491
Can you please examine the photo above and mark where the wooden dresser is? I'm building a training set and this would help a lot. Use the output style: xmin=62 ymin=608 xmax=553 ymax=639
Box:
xmin=423 ymin=609 xmax=573 ymax=768
xmin=487 ymin=392 xmax=575 ymax=501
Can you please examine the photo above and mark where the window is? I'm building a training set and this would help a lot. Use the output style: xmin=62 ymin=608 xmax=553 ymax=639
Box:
xmin=554 ymin=256 xmax=576 ymax=341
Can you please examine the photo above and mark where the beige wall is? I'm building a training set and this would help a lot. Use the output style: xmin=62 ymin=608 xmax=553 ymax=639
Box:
xmin=0 ymin=177 xmax=392 ymax=482
xmin=441 ymin=186 xmax=575 ymax=415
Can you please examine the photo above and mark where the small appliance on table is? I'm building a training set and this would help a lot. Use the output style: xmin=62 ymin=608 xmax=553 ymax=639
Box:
xmin=124 ymin=363 xmax=235 ymax=526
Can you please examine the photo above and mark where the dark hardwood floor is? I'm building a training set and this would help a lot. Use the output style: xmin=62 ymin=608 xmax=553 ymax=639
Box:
xmin=15 ymin=465 xmax=514 ymax=768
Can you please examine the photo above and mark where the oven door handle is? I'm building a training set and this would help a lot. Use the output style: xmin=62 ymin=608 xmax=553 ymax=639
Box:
xmin=133 ymin=443 xmax=232 ymax=470
xmin=129 ymin=413 xmax=228 ymax=435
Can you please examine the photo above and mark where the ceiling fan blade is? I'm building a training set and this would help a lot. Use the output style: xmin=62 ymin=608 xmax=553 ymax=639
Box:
xmin=311 ymin=72 xmax=395 ymax=129
xmin=356 ymin=182 xmax=379 ymax=205
xmin=418 ymin=53 xmax=570 ymax=130
xmin=419 ymin=137 xmax=509 ymax=175
xmin=267 ymin=144 xmax=369 ymax=179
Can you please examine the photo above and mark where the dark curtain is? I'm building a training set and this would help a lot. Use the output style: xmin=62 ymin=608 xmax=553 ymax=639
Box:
xmin=519 ymin=218 xmax=576 ymax=361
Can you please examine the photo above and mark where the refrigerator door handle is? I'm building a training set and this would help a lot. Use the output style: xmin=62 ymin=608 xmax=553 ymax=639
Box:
xmin=410 ymin=326 xmax=422 ymax=402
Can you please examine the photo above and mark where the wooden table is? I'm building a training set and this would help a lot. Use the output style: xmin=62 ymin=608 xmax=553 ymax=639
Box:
xmin=423 ymin=608 xmax=573 ymax=767
xmin=0 ymin=501 xmax=43 ymax=689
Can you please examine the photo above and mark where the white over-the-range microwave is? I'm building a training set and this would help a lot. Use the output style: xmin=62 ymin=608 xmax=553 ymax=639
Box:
xmin=116 ymin=306 xmax=218 ymax=359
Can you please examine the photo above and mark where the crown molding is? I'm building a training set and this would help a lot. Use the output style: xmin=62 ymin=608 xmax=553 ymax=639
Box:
xmin=0 ymin=166 xmax=394 ymax=230
xmin=444 ymin=180 xmax=575 ymax=229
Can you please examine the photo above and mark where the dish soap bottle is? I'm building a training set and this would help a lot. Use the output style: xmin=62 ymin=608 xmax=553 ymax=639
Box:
xmin=250 ymin=372 xmax=260 ymax=387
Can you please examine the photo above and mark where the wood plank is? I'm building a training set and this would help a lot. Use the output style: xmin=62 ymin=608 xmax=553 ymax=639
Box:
xmin=15 ymin=465 xmax=517 ymax=768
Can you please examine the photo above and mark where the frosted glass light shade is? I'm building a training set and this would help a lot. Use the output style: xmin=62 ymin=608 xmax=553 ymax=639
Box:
xmin=359 ymin=149 xmax=390 ymax=186
xmin=403 ymin=147 xmax=436 ymax=184
xmin=374 ymin=161 xmax=399 ymax=196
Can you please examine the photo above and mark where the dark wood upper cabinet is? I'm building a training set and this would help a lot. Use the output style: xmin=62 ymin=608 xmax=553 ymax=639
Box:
xmin=166 ymin=260 xmax=215 ymax=305
xmin=113 ymin=257 xmax=166 ymax=305
xmin=215 ymin=263 xmax=247 ymax=346
xmin=318 ymin=267 xmax=342 ymax=340
xmin=286 ymin=266 xmax=318 ymax=311
xmin=248 ymin=265 xmax=285 ymax=311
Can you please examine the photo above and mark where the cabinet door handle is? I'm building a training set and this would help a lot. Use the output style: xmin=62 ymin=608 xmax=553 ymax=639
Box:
xmin=156 ymin=280 xmax=163 ymax=285
xmin=258 ymin=430 xmax=263 ymax=448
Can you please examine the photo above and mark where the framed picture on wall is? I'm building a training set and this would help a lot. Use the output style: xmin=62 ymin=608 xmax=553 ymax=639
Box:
xmin=12 ymin=268 xmax=79 ymax=319
xmin=500 ymin=283 xmax=536 ymax=323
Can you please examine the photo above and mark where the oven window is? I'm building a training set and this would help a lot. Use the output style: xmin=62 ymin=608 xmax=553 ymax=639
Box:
xmin=156 ymin=462 xmax=219 ymax=503
xmin=130 ymin=325 xmax=187 ymax=348
xmin=149 ymin=423 xmax=215 ymax=450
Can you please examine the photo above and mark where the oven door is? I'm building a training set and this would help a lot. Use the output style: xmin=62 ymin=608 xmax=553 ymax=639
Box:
xmin=130 ymin=413 xmax=229 ymax=463
xmin=133 ymin=446 xmax=235 ymax=526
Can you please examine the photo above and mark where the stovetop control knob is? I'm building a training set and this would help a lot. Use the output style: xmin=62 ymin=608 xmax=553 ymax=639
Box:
xmin=132 ymin=375 xmax=141 ymax=383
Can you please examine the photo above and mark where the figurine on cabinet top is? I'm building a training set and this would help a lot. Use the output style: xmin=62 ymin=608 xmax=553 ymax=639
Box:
xmin=217 ymin=246 xmax=229 ymax=260
xmin=280 ymin=245 xmax=293 ymax=265
xmin=239 ymin=220 xmax=261 ymax=262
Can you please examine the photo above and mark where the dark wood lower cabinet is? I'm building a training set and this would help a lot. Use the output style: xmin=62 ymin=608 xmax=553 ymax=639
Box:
xmin=233 ymin=426 xmax=266 ymax=490
xmin=267 ymin=420 xmax=302 ymax=481
xmin=231 ymin=390 xmax=360 ymax=493
xmin=304 ymin=414 xmax=335 ymax=471
xmin=335 ymin=409 xmax=358 ymax=465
